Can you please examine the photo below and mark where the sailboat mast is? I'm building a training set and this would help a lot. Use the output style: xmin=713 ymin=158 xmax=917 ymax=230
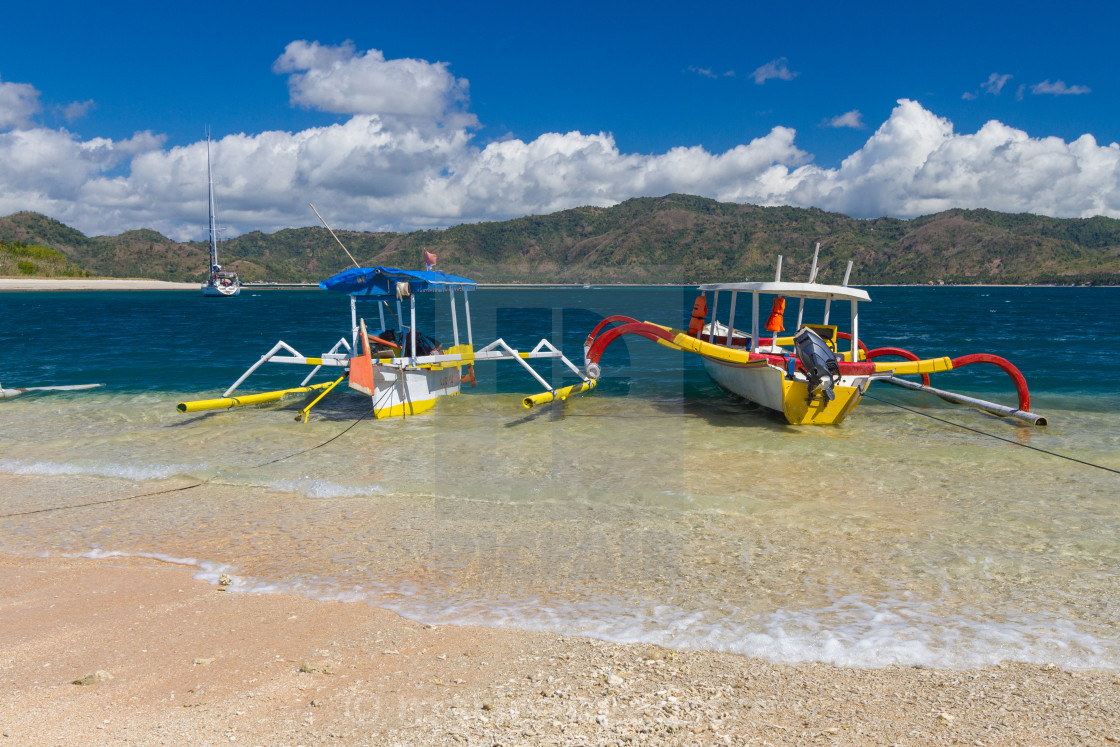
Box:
xmin=207 ymin=134 xmax=219 ymax=274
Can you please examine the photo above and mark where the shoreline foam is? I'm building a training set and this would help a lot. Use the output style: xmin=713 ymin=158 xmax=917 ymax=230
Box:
xmin=1 ymin=550 xmax=1117 ymax=745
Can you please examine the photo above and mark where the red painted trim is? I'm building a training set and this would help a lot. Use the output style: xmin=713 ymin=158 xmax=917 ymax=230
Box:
xmin=836 ymin=331 xmax=870 ymax=354
xmin=838 ymin=362 xmax=876 ymax=376
xmin=585 ymin=321 xmax=677 ymax=366
xmin=950 ymin=354 xmax=1031 ymax=412
xmin=584 ymin=315 xmax=641 ymax=349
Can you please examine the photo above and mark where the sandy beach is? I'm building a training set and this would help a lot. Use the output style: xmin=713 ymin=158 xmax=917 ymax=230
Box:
xmin=1 ymin=552 xmax=1116 ymax=746
xmin=0 ymin=278 xmax=198 ymax=291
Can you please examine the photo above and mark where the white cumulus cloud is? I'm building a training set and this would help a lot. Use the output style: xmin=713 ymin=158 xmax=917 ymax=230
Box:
xmin=786 ymin=100 xmax=1120 ymax=219
xmin=2 ymin=42 xmax=1120 ymax=243
xmin=273 ymin=40 xmax=475 ymax=130
xmin=0 ymin=76 xmax=41 ymax=130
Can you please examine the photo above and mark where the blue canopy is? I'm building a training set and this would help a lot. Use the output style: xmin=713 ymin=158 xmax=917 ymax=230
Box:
xmin=320 ymin=266 xmax=478 ymax=298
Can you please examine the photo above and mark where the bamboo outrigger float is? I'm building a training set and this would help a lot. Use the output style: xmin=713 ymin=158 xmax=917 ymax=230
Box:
xmin=583 ymin=245 xmax=1046 ymax=426
xmin=177 ymin=265 xmax=595 ymax=420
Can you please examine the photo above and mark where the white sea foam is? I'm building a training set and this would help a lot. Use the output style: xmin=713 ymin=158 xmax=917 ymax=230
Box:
xmin=0 ymin=457 xmax=203 ymax=482
xmin=265 ymin=477 xmax=385 ymax=499
xmin=77 ymin=548 xmax=236 ymax=585
xmin=44 ymin=547 xmax=1120 ymax=671
xmin=360 ymin=592 xmax=1120 ymax=672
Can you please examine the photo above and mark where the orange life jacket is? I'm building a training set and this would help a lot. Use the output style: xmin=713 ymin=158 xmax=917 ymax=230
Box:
xmin=765 ymin=297 xmax=786 ymax=333
xmin=688 ymin=295 xmax=708 ymax=337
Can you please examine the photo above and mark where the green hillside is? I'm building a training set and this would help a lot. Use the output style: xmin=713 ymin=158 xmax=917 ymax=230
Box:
xmin=3 ymin=196 xmax=1120 ymax=284
xmin=0 ymin=239 xmax=90 ymax=278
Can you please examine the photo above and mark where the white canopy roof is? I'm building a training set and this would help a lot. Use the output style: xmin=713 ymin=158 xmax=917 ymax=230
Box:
xmin=697 ymin=281 xmax=871 ymax=303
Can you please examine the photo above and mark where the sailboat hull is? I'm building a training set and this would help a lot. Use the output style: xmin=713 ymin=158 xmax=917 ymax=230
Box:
xmin=201 ymin=282 xmax=240 ymax=297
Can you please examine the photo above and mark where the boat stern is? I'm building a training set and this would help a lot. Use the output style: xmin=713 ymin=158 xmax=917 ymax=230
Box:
xmin=780 ymin=376 xmax=866 ymax=425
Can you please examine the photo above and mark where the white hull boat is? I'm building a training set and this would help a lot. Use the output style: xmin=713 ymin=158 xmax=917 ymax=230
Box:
xmin=200 ymin=134 xmax=240 ymax=297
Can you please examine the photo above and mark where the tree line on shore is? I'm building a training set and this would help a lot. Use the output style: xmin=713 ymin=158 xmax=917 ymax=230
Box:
xmin=2 ymin=194 xmax=1119 ymax=285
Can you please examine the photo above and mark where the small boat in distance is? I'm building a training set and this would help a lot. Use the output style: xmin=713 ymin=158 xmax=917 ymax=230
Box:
xmin=583 ymin=244 xmax=1046 ymax=426
xmin=2 ymin=380 xmax=103 ymax=399
xmin=200 ymin=134 xmax=240 ymax=297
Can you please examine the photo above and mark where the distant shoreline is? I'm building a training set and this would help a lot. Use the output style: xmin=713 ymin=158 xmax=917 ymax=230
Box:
xmin=0 ymin=278 xmax=198 ymax=291
xmin=2 ymin=277 xmax=1114 ymax=292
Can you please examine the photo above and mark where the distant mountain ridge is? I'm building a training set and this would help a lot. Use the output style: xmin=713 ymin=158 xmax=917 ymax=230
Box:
xmin=2 ymin=195 xmax=1119 ymax=285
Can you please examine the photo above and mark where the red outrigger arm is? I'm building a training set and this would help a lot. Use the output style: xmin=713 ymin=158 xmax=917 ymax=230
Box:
xmin=949 ymin=353 xmax=1032 ymax=414
xmin=865 ymin=349 xmax=1031 ymax=413
xmin=585 ymin=316 xmax=1037 ymax=420
xmin=584 ymin=316 xmax=787 ymax=375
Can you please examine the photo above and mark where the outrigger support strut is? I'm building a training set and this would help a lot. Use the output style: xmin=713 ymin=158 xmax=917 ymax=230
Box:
xmin=473 ymin=338 xmax=596 ymax=408
xmin=296 ymin=373 xmax=347 ymax=423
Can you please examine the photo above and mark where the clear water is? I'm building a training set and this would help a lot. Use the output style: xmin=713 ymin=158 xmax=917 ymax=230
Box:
xmin=1 ymin=286 xmax=1118 ymax=669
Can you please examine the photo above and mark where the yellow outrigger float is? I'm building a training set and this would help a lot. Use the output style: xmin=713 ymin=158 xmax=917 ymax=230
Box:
xmin=177 ymin=266 xmax=594 ymax=421
xmin=584 ymin=247 xmax=1045 ymax=426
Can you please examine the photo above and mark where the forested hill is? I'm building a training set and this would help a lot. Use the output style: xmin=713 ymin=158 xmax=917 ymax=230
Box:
xmin=2 ymin=194 xmax=1119 ymax=285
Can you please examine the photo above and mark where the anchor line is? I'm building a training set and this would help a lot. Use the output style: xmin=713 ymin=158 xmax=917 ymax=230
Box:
xmin=862 ymin=393 xmax=1120 ymax=475
xmin=251 ymin=406 xmax=373 ymax=468
xmin=0 ymin=481 xmax=209 ymax=519
xmin=0 ymin=408 xmax=375 ymax=519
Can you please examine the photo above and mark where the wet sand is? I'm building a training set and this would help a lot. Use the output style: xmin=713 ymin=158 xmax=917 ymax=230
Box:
xmin=0 ymin=278 xmax=199 ymax=291
xmin=1 ymin=552 xmax=1116 ymax=745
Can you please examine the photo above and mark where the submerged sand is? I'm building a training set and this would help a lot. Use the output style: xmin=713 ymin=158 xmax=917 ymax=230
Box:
xmin=1 ymin=552 xmax=1116 ymax=745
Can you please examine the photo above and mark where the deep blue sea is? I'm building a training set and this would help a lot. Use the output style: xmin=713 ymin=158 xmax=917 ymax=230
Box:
xmin=2 ymin=285 xmax=1118 ymax=669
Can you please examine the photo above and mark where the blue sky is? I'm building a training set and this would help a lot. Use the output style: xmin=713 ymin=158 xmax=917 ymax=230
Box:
xmin=1 ymin=0 xmax=1116 ymax=239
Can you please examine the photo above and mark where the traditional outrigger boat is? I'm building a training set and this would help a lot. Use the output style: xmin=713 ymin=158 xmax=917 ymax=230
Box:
xmin=583 ymin=246 xmax=1045 ymax=426
xmin=177 ymin=265 xmax=595 ymax=420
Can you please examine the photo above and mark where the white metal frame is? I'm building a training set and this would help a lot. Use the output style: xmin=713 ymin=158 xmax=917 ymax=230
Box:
xmin=221 ymin=280 xmax=590 ymax=406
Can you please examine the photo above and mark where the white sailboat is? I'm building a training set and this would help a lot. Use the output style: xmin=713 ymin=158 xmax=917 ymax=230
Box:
xmin=200 ymin=134 xmax=240 ymax=297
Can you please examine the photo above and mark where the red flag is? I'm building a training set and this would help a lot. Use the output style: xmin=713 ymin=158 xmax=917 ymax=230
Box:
xmin=423 ymin=249 xmax=437 ymax=270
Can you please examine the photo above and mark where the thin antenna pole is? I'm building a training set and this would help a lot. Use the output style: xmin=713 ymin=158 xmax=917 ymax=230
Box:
xmin=207 ymin=132 xmax=219 ymax=274
xmin=310 ymin=203 xmax=361 ymax=269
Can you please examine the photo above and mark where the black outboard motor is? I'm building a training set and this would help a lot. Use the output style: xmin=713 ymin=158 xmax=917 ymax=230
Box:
xmin=793 ymin=327 xmax=841 ymax=401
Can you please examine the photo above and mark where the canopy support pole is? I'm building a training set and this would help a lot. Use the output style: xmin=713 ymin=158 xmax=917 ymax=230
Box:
xmin=463 ymin=290 xmax=474 ymax=348
xmin=449 ymin=286 xmax=461 ymax=348
xmin=726 ymin=291 xmax=738 ymax=346
xmin=350 ymin=296 xmax=358 ymax=353
xmin=709 ymin=291 xmax=719 ymax=343
xmin=410 ymin=295 xmax=418 ymax=365
xmin=750 ymin=292 xmax=760 ymax=353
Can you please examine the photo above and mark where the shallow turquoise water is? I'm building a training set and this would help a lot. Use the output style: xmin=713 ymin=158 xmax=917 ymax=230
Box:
xmin=1 ymin=286 xmax=1118 ymax=669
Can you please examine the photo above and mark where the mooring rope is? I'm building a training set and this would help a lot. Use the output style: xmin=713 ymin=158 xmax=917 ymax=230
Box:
xmin=862 ymin=393 xmax=1120 ymax=475
xmin=0 ymin=407 xmax=375 ymax=519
